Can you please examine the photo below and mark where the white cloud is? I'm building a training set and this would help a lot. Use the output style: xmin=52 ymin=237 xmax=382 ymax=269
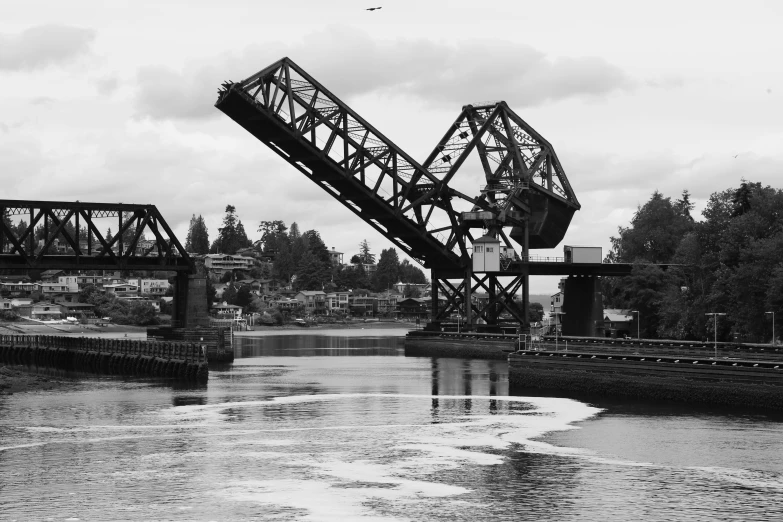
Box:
xmin=0 ymin=25 xmax=95 ymax=71
xmin=133 ymin=25 xmax=637 ymax=121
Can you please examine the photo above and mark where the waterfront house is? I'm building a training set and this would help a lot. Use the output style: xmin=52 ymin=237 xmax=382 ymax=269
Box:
xmin=58 ymin=302 xmax=96 ymax=319
xmin=295 ymin=290 xmax=327 ymax=315
xmin=398 ymin=298 xmax=430 ymax=320
xmin=325 ymin=291 xmax=350 ymax=315
xmin=211 ymin=302 xmax=243 ymax=319
xmin=350 ymin=294 xmax=377 ymax=317
xmin=16 ymin=303 xmax=63 ymax=321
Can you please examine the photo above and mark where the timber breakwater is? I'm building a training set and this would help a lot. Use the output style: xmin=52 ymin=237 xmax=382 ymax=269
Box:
xmin=0 ymin=334 xmax=208 ymax=382
xmin=405 ymin=332 xmax=783 ymax=410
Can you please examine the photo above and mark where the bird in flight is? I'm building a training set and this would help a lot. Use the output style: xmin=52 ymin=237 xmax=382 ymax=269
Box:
xmin=366 ymin=6 xmax=382 ymax=11
xmin=733 ymin=154 xmax=739 ymax=158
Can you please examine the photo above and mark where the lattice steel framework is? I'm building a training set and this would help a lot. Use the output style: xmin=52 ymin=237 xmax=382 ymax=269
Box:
xmin=215 ymin=57 xmax=581 ymax=330
xmin=0 ymin=200 xmax=192 ymax=272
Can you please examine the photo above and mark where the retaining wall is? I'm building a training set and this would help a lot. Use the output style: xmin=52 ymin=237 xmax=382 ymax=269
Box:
xmin=405 ymin=331 xmax=517 ymax=359
xmin=509 ymin=351 xmax=783 ymax=410
xmin=0 ymin=334 xmax=208 ymax=382
xmin=148 ymin=326 xmax=234 ymax=363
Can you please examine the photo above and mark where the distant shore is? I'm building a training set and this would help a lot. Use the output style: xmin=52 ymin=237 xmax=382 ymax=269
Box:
xmin=0 ymin=322 xmax=148 ymax=338
xmin=235 ymin=321 xmax=416 ymax=336
xmin=0 ymin=320 xmax=416 ymax=338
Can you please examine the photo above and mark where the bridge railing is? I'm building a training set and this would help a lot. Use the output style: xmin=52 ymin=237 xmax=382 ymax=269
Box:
xmin=0 ymin=334 xmax=206 ymax=363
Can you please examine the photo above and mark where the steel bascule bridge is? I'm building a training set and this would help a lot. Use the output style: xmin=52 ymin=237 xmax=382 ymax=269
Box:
xmin=215 ymin=57 xmax=636 ymax=335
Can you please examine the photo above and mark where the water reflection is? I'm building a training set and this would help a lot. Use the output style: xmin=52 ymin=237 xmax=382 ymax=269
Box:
xmin=236 ymin=334 xmax=404 ymax=357
xmin=428 ymin=357 xmax=510 ymax=418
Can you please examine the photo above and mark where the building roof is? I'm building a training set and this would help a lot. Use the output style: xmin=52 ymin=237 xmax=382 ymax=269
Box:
xmin=400 ymin=297 xmax=429 ymax=304
xmin=104 ymin=283 xmax=138 ymax=289
xmin=213 ymin=303 xmax=242 ymax=310
xmin=297 ymin=291 xmax=326 ymax=296
xmin=205 ymin=254 xmax=255 ymax=261
xmin=604 ymin=313 xmax=633 ymax=322
xmin=472 ymin=235 xmax=500 ymax=244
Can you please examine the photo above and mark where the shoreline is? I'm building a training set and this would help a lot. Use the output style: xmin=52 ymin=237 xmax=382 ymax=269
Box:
xmin=0 ymin=323 xmax=149 ymax=338
xmin=234 ymin=321 xmax=415 ymax=336
xmin=0 ymin=365 xmax=73 ymax=395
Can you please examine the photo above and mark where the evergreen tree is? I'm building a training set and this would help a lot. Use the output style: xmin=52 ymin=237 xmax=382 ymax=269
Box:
xmin=235 ymin=285 xmax=253 ymax=309
xmin=121 ymin=211 xmax=141 ymax=246
xmin=195 ymin=215 xmax=210 ymax=254
xmin=273 ymin=241 xmax=295 ymax=283
xmin=185 ymin=214 xmax=211 ymax=254
xmin=373 ymin=248 xmax=400 ymax=291
xmin=211 ymin=205 xmax=243 ymax=254
xmin=359 ymin=239 xmax=375 ymax=264
xmin=236 ymin=220 xmax=251 ymax=249
xmin=1 ymin=209 xmax=13 ymax=252
xmin=258 ymin=220 xmax=288 ymax=253
xmin=289 ymin=222 xmax=300 ymax=242
xmin=295 ymin=250 xmax=328 ymax=290
xmin=222 ymin=283 xmax=238 ymax=305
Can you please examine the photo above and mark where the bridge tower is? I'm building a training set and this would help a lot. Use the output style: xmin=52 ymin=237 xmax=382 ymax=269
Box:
xmin=215 ymin=57 xmax=580 ymax=333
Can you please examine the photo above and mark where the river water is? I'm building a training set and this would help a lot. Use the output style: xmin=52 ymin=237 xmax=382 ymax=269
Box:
xmin=1 ymin=329 xmax=782 ymax=521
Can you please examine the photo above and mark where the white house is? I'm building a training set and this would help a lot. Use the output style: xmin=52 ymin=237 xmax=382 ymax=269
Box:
xmin=212 ymin=302 xmax=243 ymax=319
xmin=472 ymin=235 xmax=500 ymax=272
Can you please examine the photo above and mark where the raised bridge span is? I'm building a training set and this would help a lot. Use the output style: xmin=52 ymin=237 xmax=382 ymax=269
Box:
xmin=216 ymin=57 xmax=635 ymax=334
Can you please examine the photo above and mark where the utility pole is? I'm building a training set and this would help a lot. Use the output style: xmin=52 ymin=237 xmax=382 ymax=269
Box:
xmin=767 ymin=311 xmax=775 ymax=347
xmin=631 ymin=310 xmax=640 ymax=339
xmin=705 ymin=312 xmax=726 ymax=358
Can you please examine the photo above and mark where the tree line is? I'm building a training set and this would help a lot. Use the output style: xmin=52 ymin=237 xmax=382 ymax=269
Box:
xmin=603 ymin=181 xmax=782 ymax=343
xmin=184 ymin=207 xmax=428 ymax=296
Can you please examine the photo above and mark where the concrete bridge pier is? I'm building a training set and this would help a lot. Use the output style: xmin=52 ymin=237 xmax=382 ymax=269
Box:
xmin=561 ymin=275 xmax=603 ymax=337
xmin=172 ymin=274 xmax=210 ymax=328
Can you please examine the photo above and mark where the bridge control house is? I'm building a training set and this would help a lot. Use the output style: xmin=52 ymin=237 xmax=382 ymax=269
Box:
xmin=472 ymin=236 xmax=501 ymax=273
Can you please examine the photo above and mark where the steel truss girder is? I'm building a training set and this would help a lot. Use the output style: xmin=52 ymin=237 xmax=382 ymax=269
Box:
xmin=419 ymin=103 xmax=580 ymax=213
xmin=433 ymin=273 xmax=527 ymax=327
xmin=216 ymin=57 xmax=579 ymax=270
xmin=0 ymin=200 xmax=192 ymax=272
xmin=216 ymin=58 xmax=496 ymax=270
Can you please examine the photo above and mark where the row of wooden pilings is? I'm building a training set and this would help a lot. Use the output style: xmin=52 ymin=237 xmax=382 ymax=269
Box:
xmin=0 ymin=334 xmax=209 ymax=382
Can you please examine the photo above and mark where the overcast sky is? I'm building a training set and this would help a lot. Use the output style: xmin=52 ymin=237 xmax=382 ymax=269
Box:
xmin=2 ymin=1 xmax=782 ymax=294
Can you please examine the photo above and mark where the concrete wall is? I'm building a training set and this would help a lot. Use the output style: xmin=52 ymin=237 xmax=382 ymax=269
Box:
xmin=561 ymin=276 xmax=603 ymax=337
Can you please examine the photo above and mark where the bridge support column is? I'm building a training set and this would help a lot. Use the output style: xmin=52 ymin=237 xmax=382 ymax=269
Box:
xmin=562 ymin=276 xmax=603 ymax=337
xmin=173 ymin=274 xmax=210 ymax=328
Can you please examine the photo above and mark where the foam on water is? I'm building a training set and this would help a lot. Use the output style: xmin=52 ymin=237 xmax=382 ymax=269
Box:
xmin=193 ymin=393 xmax=602 ymax=518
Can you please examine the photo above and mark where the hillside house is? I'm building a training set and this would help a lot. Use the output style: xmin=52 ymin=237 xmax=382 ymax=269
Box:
xmin=295 ymin=291 xmax=327 ymax=315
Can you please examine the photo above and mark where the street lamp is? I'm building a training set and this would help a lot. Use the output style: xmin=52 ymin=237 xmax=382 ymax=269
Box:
xmin=705 ymin=312 xmax=726 ymax=358
xmin=552 ymin=312 xmax=566 ymax=351
xmin=631 ymin=310 xmax=640 ymax=339
xmin=766 ymin=311 xmax=775 ymax=347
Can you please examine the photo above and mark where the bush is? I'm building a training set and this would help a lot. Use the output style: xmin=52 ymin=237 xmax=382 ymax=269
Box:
xmin=0 ymin=310 xmax=21 ymax=322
